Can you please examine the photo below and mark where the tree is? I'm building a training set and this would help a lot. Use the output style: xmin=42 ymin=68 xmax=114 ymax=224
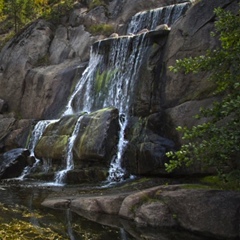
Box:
xmin=3 ymin=0 xmax=48 ymax=33
xmin=165 ymin=6 xmax=240 ymax=180
xmin=0 ymin=0 xmax=4 ymax=18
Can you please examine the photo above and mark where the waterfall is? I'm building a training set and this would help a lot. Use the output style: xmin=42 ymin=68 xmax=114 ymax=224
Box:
xmin=127 ymin=2 xmax=191 ymax=34
xmin=22 ymin=2 xmax=189 ymax=184
xmin=63 ymin=53 xmax=103 ymax=115
xmin=55 ymin=115 xmax=83 ymax=184
xmin=18 ymin=120 xmax=57 ymax=180
xmin=64 ymin=34 xmax=149 ymax=182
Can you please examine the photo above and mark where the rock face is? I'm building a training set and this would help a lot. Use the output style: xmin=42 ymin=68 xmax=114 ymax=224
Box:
xmin=42 ymin=184 xmax=240 ymax=239
xmin=0 ymin=0 xmax=239 ymax=180
xmin=162 ymin=0 xmax=238 ymax=143
xmin=0 ymin=20 xmax=54 ymax=115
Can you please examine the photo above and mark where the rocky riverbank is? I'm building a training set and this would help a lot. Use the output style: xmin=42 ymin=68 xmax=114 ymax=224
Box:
xmin=42 ymin=178 xmax=240 ymax=240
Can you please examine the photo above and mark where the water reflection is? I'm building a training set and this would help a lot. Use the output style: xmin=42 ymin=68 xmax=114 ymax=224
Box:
xmin=0 ymin=181 xmax=134 ymax=240
xmin=0 ymin=181 xmax=217 ymax=240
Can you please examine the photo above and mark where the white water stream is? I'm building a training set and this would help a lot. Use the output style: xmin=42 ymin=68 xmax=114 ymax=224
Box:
xmin=63 ymin=34 xmax=149 ymax=182
xmin=18 ymin=120 xmax=57 ymax=180
xmin=55 ymin=115 xmax=83 ymax=184
xmin=127 ymin=2 xmax=191 ymax=34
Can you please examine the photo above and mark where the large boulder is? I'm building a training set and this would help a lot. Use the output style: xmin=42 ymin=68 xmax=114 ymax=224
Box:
xmin=161 ymin=0 xmax=238 ymax=151
xmin=0 ymin=148 xmax=31 ymax=179
xmin=34 ymin=115 xmax=81 ymax=166
xmin=119 ymin=185 xmax=240 ymax=239
xmin=73 ymin=107 xmax=120 ymax=167
xmin=123 ymin=116 xmax=175 ymax=175
xmin=35 ymin=107 xmax=119 ymax=171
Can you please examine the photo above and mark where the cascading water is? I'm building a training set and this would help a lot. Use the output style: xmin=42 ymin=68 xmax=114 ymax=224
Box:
xmin=127 ymin=2 xmax=191 ymax=34
xmin=55 ymin=115 xmax=83 ymax=184
xmin=18 ymin=120 xmax=57 ymax=180
xmin=65 ymin=34 xmax=149 ymax=182
xmin=23 ymin=2 xmax=191 ymax=184
xmin=63 ymin=53 xmax=103 ymax=116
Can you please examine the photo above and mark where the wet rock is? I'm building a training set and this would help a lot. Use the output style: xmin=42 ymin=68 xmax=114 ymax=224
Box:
xmin=73 ymin=107 xmax=120 ymax=168
xmin=136 ymin=28 xmax=149 ymax=35
xmin=0 ymin=148 xmax=30 ymax=179
xmin=35 ymin=115 xmax=81 ymax=163
xmin=65 ymin=168 xmax=108 ymax=184
xmin=35 ymin=107 xmax=119 ymax=176
xmin=123 ymin=117 xmax=175 ymax=175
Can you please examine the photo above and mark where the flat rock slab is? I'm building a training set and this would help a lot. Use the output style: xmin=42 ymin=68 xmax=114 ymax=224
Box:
xmin=41 ymin=184 xmax=240 ymax=239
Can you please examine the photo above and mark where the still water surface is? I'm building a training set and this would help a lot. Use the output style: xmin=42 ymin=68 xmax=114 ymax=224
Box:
xmin=0 ymin=180 xmax=217 ymax=240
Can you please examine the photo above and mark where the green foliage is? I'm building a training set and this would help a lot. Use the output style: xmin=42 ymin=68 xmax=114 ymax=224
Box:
xmin=165 ymin=6 xmax=240 ymax=181
xmin=42 ymin=0 xmax=75 ymax=23
xmin=0 ymin=0 xmax=75 ymax=34
xmin=201 ymin=172 xmax=240 ymax=191
xmin=89 ymin=23 xmax=114 ymax=36
xmin=2 ymin=0 xmax=48 ymax=33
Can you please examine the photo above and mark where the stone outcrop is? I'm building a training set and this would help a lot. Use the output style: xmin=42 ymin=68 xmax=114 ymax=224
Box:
xmin=42 ymin=184 xmax=240 ymax=239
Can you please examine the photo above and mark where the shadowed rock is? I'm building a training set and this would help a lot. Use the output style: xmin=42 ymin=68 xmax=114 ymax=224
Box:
xmin=0 ymin=148 xmax=30 ymax=179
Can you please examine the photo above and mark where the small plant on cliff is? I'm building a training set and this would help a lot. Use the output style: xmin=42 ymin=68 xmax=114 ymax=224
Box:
xmin=89 ymin=23 xmax=114 ymax=36
xmin=165 ymin=6 xmax=240 ymax=182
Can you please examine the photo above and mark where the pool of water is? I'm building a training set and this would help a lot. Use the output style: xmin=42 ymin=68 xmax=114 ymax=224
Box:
xmin=0 ymin=179 xmax=218 ymax=240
